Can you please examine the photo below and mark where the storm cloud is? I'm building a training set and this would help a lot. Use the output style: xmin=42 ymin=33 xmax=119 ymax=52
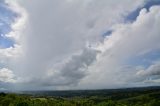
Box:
xmin=0 ymin=0 xmax=160 ymax=90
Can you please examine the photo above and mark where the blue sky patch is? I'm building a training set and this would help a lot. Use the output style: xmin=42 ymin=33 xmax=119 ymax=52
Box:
xmin=126 ymin=0 xmax=160 ymax=22
xmin=102 ymin=30 xmax=112 ymax=37
xmin=102 ymin=0 xmax=160 ymax=38
xmin=0 ymin=1 xmax=18 ymax=48
xmin=0 ymin=36 xmax=14 ymax=48
xmin=123 ymin=0 xmax=160 ymax=68
xmin=126 ymin=49 xmax=160 ymax=68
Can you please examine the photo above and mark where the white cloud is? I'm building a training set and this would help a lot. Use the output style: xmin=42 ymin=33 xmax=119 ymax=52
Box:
xmin=11 ymin=0 xmax=144 ymax=89
xmin=137 ymin=61 xmax=160 ymax=77
xmin=2 ymin=0 xmax=160 ymax=90
xmin=0 ymin=0 xmax=27 ymax=89
xmin=0 ymin=45 xmax=22 ymax=58
xmin=0 ymin=0 xmax=27 ymax=66
xmin=5 ymin=0 xmax=28 ymax=42
xmin=76 ymin=6 xmax=160 ymax=89
xmin=0 ymin=68 xmax=16 ymax=83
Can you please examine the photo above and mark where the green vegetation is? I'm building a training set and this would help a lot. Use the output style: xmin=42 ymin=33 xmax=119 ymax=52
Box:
xmin=0 ymin=87 xmax=160 ymax=106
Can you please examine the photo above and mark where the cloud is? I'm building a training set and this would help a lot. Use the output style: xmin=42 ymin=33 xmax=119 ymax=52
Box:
xmin=5 ymin=0 xmax=28 ymax=42
xmin=133 ymin=61 xmax=160 ymax=86
xmin=1 ymin=0 xmax=160 ymax=90
xmin=11 ymin=48 xmax=99 ymax=90
xmin=0 ymin=0 xmax=27 ymax=89
xmin=76 ymin=5 xmax=160 ymax=89
xmin=0 ymin=0 xmax=26 ymax=72
xmin=0 ymin=0 xmax=27 ymax=58
xmin=0 ymin=68 xmax=16 ymax=83
xmin=4 ymin=0 xmax=143 ymax=89
xmin=0 ymin=44 xmax=22 ymax=58
xmin=137 ymin=62 xmax=160 ymax=77
xmin=48 ymin=48 xmax=100 ymax=86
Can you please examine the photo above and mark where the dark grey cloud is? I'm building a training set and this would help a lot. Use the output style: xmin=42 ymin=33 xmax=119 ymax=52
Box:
xmin=22 ymin=48 xmax=99 ymax=87
xmin=57 ymin=48 xmax=99 ymax=85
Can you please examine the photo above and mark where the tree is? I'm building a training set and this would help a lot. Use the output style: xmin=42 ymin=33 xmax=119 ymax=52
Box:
xmin=16 ymin=102 xmax=29 ymax=106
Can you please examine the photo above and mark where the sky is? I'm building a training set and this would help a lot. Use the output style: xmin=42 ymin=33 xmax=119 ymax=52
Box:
xmin=0 ymin=0 xmax=160 ymax=91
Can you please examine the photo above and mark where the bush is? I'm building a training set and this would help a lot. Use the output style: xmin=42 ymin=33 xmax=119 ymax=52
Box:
xmin=16 ymin=102 xmax=29 ymax=106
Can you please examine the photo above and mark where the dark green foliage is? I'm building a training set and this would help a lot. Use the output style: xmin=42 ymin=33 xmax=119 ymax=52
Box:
xmin=0 ymin=93 xmax=6 ymax=97
xmin=0 ymin=87 xmax=160 ymax=106
xmin=149 ymin=100 xmax=160 ymax=106
xmin=16 ymin=102 xmax=28 ymax=106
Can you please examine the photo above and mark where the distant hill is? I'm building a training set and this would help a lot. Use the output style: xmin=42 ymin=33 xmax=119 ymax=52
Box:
xmin=19 ymin=86 xmax=160 ymax=98
xmin=1 ymin=86 xmax=160 ymax=106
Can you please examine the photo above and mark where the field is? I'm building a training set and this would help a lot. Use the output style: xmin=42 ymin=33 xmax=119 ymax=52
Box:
xmin=0 ymin=86 xmax=160 ymax=106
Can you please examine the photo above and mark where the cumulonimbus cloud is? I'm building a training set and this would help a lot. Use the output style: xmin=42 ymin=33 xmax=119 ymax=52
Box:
xmin=1 ymin=0 xmax=160 ymax=90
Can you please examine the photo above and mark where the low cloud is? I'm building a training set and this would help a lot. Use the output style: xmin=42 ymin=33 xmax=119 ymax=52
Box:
xmin=49 ymin=48 xmax=100 ymax=86
xmin=137 ymin=62 xmax=160 ymax=78
xmin=17 ymin=48 xmax=100 ymax=89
